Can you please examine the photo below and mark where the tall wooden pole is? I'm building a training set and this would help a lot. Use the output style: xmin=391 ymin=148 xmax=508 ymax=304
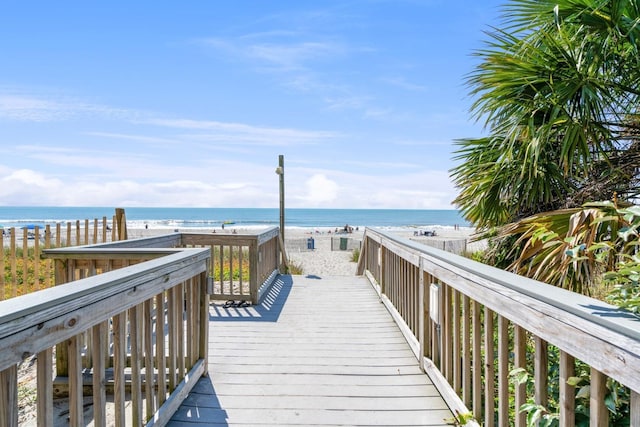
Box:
xmin=278 ymin=155 xmax=285 ymax=245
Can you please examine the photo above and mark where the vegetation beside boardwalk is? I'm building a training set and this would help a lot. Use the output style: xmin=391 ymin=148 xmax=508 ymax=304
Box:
xmin=2 ymin=247 xmax=52 ymax=299
xmin=452 ymin=0 xmax=640 ymax=424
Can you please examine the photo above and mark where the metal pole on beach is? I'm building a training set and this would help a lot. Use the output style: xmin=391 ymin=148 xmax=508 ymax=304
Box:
xmin=277 ymin=155 xmax=285 ymax=244
xmin=276 ymin=155 xmax=286 ymax=271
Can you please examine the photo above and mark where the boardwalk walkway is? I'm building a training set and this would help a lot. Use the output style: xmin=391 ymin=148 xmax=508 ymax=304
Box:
xmin=167 ymin=275 xmax=453 ymax=426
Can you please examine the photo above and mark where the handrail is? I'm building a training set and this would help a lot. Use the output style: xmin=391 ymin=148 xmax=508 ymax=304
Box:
xmin=43 ymin=227 xmax=282 ymax=305
xmin=358 ymin=227 xmax=640 ymax=426
xmin=2 ymin=228 xmax=282 ymax=426
xmin=0 ymin=247 xmax=210 ymax=426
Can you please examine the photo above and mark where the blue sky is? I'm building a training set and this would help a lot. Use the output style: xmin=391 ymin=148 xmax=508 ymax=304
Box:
xmin=0 ymin=1 xmax=502 ymax=209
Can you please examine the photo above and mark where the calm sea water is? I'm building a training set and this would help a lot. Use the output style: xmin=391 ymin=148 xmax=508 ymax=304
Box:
xmin=0 ymin=206 xmax=470 ymax=230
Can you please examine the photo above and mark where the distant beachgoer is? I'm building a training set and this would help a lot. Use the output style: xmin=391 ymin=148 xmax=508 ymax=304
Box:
xmin=222 ymin=223 xmax=225 ymax=230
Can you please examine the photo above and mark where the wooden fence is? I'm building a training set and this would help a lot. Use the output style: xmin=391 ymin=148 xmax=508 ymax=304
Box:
xmin=0 ymin=247 xmax=210 ymax=427
xmin=180 ymin=228 xmax=280 ymax=304
xmin=98 ymin=228 xmax=281 ymax=304
xmin=0 ymin=228 xmax=282 ymax=426
xmin=356 ymin=227 xmax=640 ymax=426
xmin=1 ymin=216 xmax=124 ymax=300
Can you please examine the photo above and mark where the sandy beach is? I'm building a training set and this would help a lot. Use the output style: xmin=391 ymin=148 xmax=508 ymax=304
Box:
xmin=283 ymin=227 xmax=483 ymax=276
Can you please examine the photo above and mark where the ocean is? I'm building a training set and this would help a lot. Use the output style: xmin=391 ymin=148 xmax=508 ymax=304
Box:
xmin=0 ymin=206 xmax=470 ymax=231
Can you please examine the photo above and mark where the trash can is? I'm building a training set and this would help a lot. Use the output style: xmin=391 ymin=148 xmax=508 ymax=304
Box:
xmin=339 ymin=237 xmax=348 ymax=250
xmin=307 ymin=237 xmax=315 ymax=250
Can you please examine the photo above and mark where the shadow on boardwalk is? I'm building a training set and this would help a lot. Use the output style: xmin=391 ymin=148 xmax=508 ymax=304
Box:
xmin=209 ymin=275 xmax=293 ymax=323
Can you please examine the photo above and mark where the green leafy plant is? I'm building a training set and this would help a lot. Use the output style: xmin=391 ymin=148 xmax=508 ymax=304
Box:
xmin=510 ymin=367 xmax=559 ymax=427
xmin=445 ymin=410 xmax=476 ymax=426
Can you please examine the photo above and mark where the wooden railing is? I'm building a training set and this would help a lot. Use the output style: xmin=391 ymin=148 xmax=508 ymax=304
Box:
xmin=42 ymin=228 xmax=281 ymax=307
xmin=0 ymin=247 xmax=210 ymax=427
xmin=356 ymin=227 xmax=640 ymax=426
xmin=1 ymin=228 xmax=282 ymax=426
xmin=180 ymin=227 xmax=280 ymax=304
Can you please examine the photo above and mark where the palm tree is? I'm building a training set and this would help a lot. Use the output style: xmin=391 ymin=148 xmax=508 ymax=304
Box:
xmin=452 ymin=0 xmax=640 ymax=229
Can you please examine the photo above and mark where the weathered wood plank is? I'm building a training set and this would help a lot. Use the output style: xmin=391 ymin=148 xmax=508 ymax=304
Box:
xmin=0 ymin=364 xmax=18 ymax=427
xmin=36 ymin=347 xmax=53 ymax=427
xmin=167 ymin=275 xmax=453 ymax=426
xmin=484 ymin=307 xmax=495 ymax=427
xmin=0 ymin=249 xmax=208 ymax=339
xmin=559 ymin=351 xmax=575 ymax=427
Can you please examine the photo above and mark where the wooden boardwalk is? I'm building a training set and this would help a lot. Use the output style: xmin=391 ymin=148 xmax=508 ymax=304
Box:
xmin=167 ymin=275 xmax=453 ymax=426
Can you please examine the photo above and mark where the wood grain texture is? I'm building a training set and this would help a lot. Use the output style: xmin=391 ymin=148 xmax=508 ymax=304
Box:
xmin=167 ymin=275 xmax=453 ymax=426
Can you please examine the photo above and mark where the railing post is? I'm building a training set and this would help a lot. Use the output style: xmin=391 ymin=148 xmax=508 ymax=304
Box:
xmin=559 ymin=351 xmax=575 ymax=427
xmin=249 ymin=240 xmax=259 ymax=305
xmin=199 ymin=271 xmax=210 ymax=374
xmin=534 ymin=337 xmax=548 ymax=410
xmin=514 ymin=325 xmax=527 ymax=427
xmin=380 ymin=246 xmax=386 ymax=296
xmin=484 ymin=307 xmax=495 ymax=427
xmin=418 ymin=257 xmax=425 ymax=371
xmin=590 ymin=368 xmax=608 ymax=427
xmin=55 ymin=258 xmax=69 ymax=378
xmin=0 ymin=365 xmax=18 ymax=427
xmin=631 ymin=391 xmax=640 ymax=426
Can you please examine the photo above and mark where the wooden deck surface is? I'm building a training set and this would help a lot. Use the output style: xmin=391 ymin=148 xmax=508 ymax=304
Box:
xmin=167 ymin=274 xmax=453 ymax=426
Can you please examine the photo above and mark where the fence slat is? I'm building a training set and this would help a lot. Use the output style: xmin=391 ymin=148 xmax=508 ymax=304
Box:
xmin=484 ymin=307 xmax=495 ymax=427
xmin=130 ymin=304 xmax=143 ymax=426
xmin=534 ymin=337 xmax=548 ymax=408
xmin=92 ymin=323 xmax=107 ymax=427
xmin=462 ymin=295 xmax=471 ymax=407
xmin=156 ymin=291 xmax=167 ymax=407
xmin=113 ymin=312 xmax=127 ymax=427
xmin=37 ymin=347 xmax=53 ymax=427
xmin=590 ymin=368 xmax=608 ymax=427
xmin=631 ymin=391 xmax=640 ymax=426
xmin=472 ymin=300 xmax=482 ymax=420
xmin=513 ymin=325 xmax=527 ymax=427
xmin=498 ymin=315 xmax=509 ymax=427
xmin=68 ymin=335 xmax=83 ymax=427
xmin=559 ymin=351 xmax=575 ymax=427
xmin=144 ymin=299 xmax=155 ymax=419
xmin=0 ymin=364 xmax=18 ymax=427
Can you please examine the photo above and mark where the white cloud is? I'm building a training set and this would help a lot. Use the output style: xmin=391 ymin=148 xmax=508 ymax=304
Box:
xmin=141 ymin=118 xmax=340 ymax=146
xmin=382 ymin=77 xmax=429 ymax=92
xmin=199 ymin=36 xmax=345 ymax=72
xmin=0 ymin=93 xmax=138 ymax=122
xmin=0 ymin=162 xmax=457 ymax=209
xmin=298 ymin=174 xmax=339 ymax=206
xmin=285 ymin=167 xmax=457 ymax=209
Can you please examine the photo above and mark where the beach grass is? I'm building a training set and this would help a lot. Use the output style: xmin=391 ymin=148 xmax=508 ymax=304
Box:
xmin=351 ymin=247 xmax=360 ymax=263
xmin=2 ymin=248 xmax=53 ymax=299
